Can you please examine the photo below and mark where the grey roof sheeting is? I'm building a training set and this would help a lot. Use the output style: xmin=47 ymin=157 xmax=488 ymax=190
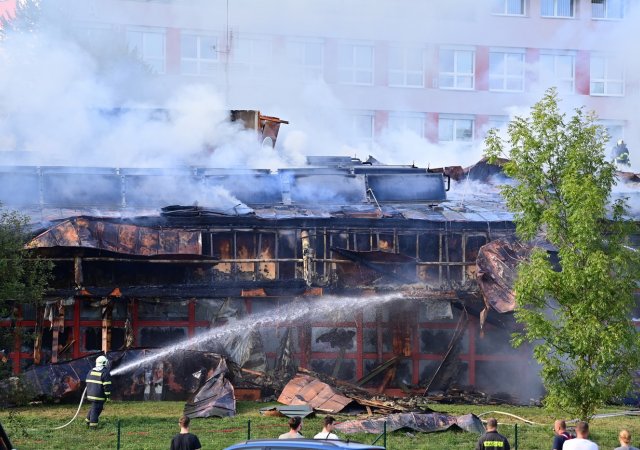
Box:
xmin=0 ymin=164 xmax=448 ymax=210
xmin=5 ymin=163 xmax=639 ymax=225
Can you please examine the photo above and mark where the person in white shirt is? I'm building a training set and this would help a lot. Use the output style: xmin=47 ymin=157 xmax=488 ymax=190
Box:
xmin=313 ymin=416 xmax=339 ymax=440
xmin=278 ymin=416 xmax=304 ymax=439
xmin=563 ymin=421 xmax=598 ymax=450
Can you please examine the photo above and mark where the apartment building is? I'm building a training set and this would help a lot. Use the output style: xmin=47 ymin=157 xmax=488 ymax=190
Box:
xmin=45 ymin=0 xmax=636 ymax=163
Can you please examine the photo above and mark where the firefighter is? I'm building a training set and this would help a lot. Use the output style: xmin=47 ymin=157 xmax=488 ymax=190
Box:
xmin=85 ymin=355 xmax=111 ymax=428
xmin=612 ymin=139 xmax=630 ymax=167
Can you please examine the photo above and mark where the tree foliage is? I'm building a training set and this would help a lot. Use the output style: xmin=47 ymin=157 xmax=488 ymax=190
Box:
xmin=0 ymin=205 xmax=51 ymax=378
xmin=484 ymin=88 xmax=640 ymax=421
xmin=0 ymin=0 xmax=41 ymax=40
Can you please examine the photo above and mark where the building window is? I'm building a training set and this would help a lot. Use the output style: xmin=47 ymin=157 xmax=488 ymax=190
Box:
xmin=234 ymin=37 xmax=272 ymax=78
xmin=590 ymin=54 xmax=624 ymax=96
xmin=286 ymin=39 xmax=324 ymax=81
xmin=126 ymin=28 xmax=166 ymax=74
xmin=485 ymin=116 xmax=510 ymax=136
xmin=541 ymin=0 xmax=574 ymax=17
xmin=180 ymin=33 xmax=218 ymax=76
xmin=493 ymin=0 xmax=525 ymax=15
xmin=387 ymin=112 xmax=425 ymax=137
xmin=338 ymin=43 xmax=374 ymax=85
xmin=439 ymin=47 xmax=474 ymax=90
xmin=349 ymin=111 xmax=375 ymax=142
xmin=438 ymin=115 xmax=474 ymax=144
xmin=597 ymin=120 xmax=624 ymax=143
xmin=539 ymin=51 xmax=575 ymax=94
xmin=388 ymin=46 xmax=424 ymax=88
xmin=592 ymin=0 xmax=624 ymax=19
xmin=489 ymin=49 xmax=525 ymax=92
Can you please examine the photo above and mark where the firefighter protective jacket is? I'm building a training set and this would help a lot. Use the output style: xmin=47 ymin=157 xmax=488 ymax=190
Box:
xmin=86 ymin=366 xmax=112 ymax=401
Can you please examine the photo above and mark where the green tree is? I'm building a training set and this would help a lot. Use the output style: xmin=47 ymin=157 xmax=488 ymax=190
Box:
xmin=484 ymin=88 xmax=640 ymax=421
xmin=0 ymin=205 xmax=52 ymax=379
xmin=0 ymin=0 xmax=41 ymax=40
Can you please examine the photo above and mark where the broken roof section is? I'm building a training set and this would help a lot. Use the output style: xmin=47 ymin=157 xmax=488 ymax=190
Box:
xmin=26 ymin=217 xmax=202 ymax=256
xmin=278 ymin=373 xmax=354 ymax=414
xmin=335 ymin=412 xmax=485 ymax=435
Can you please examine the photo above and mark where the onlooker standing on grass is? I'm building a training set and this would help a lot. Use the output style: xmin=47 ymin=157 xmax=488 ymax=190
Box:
xmin=170 ymin=415 xmax=201 ymax=450
xmin=314 ymin=416 xmax=339 ymax=440
xmin=475 ymin=418 xmax=510 ymax=450
xmin=552 ymin=419 xmax=573 ymax=450
xmin=278 ymin=416 xmax=304 ymax=439
xmin=563 ymin=421 xmax=598 ymax=450
xmin=615 ymin=429 xmax=639 ymax=450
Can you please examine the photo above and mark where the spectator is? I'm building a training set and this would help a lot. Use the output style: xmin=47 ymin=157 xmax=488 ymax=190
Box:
xmin=475 ymin=418 xmax=510 ymax=450
xmin=169 ymin=415 xmax=201 ymax=450
xmin=279 ymin=416 xmax=304 ymax=439
xmin=563 ymin=421 xmax=597 ymax=450
xmin=552 ymin=419 xmax=573 ymax=450
xmin=615 ymin=429 xmax=639 ymax=450
xmin=314 ymin=416 xmax=339 ymax=440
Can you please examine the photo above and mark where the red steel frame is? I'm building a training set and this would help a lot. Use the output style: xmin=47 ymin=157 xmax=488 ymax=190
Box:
xmin=4 ymin=297 xmax=627 ymax=390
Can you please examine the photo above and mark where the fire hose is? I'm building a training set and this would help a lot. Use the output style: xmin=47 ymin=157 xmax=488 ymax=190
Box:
xmin=53 ymin=387 xmax=87 ymax=430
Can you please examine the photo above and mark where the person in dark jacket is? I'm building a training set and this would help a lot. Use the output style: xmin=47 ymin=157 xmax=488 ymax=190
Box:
xmin=170 ymin=416 xmax=201 ymax=450
xmin=476 ymin=418 xmax=510 ymax=450
xmin=85 ymin=355 xmax=112 ymax=428
xmin=553 ymin=419 xmax=573 ymax=450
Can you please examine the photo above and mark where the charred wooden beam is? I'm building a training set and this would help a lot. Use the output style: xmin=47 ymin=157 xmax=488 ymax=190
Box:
xmin=51 ymin=301 xmax=65 ymax=364
xmin=301 ymin=230 xmax=315 ymax=286
xmin=74 ymin=257 xmax=83 ymax=286
xmin=33 ymin=305 xmax=44 ymax=365
xmin=101 ymin=299 xmax=113 ymax=353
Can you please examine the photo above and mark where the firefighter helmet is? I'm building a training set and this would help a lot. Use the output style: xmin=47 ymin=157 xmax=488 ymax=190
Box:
xmin=95 ymin=355 xmax=108 ymax=367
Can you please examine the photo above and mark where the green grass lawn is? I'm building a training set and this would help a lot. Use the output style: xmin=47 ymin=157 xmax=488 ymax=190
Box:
xmin=0 ymin=401 xmax=637 ymax=449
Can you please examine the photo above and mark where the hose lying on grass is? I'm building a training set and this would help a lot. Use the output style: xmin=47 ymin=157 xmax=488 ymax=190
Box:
xmin=478 ymin=409 xmax=640 ymax=428
xmin=53 ymin=387 xmax=87 ymax=430
xmin=477 ymin=410 xmax=542 ymax=426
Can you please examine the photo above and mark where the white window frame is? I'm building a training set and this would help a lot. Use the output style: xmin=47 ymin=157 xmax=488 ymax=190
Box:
xmin=387 ymin=112 xmax=426 ymax=137
xmin=126 ymin=27 xmax=166 ymax=74
xmin=590 ymin=54 xmax=625 ymax=96
xmin=539 ymin=50 xmax=576 ymax=94
xmin=438 ymin=46 xmax=475 ymax=90
xmin=180 ymin=32 xmax=219 ymax=76
xmin=492 ymin=0 xmax=526 ymax=16
xmin=286 ymin=38 xmax=324 ymax=82
xmin=233 ymin=35 xmax=273 ymax=79
xmin=388 ymin=46 xmax=425 ymax=88
xmin=489 ymin=48 xmax=525 ymax=92
xmin=438 ymin=114 xmax=475 ymax=144
xmin=349 ymin=111 xmax=375 ymax=143
xmin=591 ymin=0 xmax=625 ymax=19
xmin=338 ymin=42 xmax=374 ymax=86
xmin=541 ymin=0 xmax=575 ymax=18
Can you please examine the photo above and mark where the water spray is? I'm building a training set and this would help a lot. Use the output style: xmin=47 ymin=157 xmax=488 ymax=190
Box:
xmin=112 ymin=293 xmax=403 ymax=376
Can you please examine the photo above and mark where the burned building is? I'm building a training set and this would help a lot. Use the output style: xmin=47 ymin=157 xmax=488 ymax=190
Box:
xmin=0 ymin=157 xmax=545 ymax=401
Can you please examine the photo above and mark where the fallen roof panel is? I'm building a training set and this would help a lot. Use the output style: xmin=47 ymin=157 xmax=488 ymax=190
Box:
xmin=335 ymin=412 xmax=485 ymax=435
xmin=278 ymin=373 xmax=354 ymax=414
